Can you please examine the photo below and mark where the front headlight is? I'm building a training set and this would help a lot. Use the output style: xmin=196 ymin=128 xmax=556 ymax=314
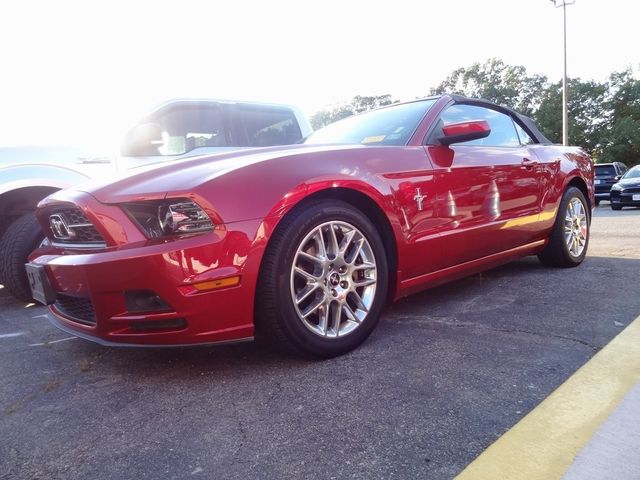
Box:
xmin=122 ymin=199 xmax=214 ymax=238
xmin=611 ymin=183 xmax=623 ymax=191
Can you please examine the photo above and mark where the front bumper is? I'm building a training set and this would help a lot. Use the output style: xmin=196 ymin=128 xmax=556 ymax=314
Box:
xmin=44 ymin=312 xmax=254 ymax=347
xmin=30 ymin=216 xmax=265 ymax=346
xmin=610 ymin=191 xmax=640 ymax=207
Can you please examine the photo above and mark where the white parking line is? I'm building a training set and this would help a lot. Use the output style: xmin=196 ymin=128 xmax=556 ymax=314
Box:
xmin=0 ymin=332 xmax=25 ymax=339
xmin=29 ymin=336 xmax=76 ymax=347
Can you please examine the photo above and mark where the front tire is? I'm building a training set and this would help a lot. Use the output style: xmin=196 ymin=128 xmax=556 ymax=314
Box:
xmin=538 ymin=187 xmax=590 ymax=268
xmin=0 ymin=213 xmax=46 ymax=301
xmin=611 ymin=204 xmax=622 ymax=211
xmin=255 ymin=200 xmax=388 ymax=358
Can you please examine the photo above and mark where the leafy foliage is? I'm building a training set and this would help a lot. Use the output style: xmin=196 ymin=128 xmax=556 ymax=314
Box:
xmin=534 ymin=79 xmax=609 ymax=152
xmin=310 ymin=94 xmax=397 ymax=130
xmin=430 ymin=58 xmax=547 ymax=117
xmin=598 ymin=69 xmax=640 ymax=165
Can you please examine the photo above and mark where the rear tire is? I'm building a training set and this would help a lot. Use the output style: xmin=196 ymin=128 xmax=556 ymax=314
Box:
xmin=538 ymin=187 xmax=589 ymax=268
xmin=0 ymin=213 xmax=46 ymax=301
xmin=595 ymin=199 xmax=600 ymax=206
xmin=255 ymin=200 xmax=388 ymax=358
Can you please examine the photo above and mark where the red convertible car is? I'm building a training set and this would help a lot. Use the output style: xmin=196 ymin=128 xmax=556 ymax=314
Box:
xmin=27 ymin=95 xmax=594 ymax=357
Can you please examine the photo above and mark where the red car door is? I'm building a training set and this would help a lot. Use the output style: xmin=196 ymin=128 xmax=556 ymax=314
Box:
xmin=424 ymin=103 xmax=542 ymax=270
xmin=383 ymin=158 xmax=442 ymax=280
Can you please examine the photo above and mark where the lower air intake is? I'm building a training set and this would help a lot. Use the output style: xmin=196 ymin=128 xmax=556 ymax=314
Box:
xmin=55 ymin=294 xmax=97 ymax=326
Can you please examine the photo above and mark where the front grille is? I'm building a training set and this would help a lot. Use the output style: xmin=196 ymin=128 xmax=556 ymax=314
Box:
xmin=47 ymin=205 xmax=106 ymax=246
xmin=69 ymin=224 xmax=104 ymax=243
xmin=623 ymin=187 xmax=640 ymax=194
xmin=55 ymin=294 xmax=97 ymax=325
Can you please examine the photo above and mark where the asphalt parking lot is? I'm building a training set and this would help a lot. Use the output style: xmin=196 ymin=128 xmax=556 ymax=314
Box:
xmin=1 ymin=205 xmax=639 ymax=480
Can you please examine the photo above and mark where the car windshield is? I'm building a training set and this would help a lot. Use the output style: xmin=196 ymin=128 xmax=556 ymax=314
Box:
xmin=595 ymin=165 xmax=616 ymax=176
xmin=622 ymin=166 xmax=640 ymax=179
xmin=305 ymin=99 xmax=437 ymax=146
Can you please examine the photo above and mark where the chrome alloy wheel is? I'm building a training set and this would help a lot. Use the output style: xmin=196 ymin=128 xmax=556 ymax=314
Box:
xmin=564 ymin=197 xmax=588 ymax=258
xmin=290 ymin=221 xmax=377 ymax=338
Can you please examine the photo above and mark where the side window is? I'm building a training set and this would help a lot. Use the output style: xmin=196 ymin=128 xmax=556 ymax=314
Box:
xmin=120 ymin=104 xmax=227 ymax=157
xmin=514 ymin=122 xmax=534 ymax=145
xmin=155 ymin=105 xmax=227 ymax=156
xmin=238 ymin=106 xmax=302 ymax=147
xmin=438 ymin=104 xmax=520 ymax=147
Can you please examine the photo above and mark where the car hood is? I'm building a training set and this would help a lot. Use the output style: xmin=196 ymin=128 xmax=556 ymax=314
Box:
xmin=0 ymin=145 xmax=112 ymax=168
xmin=75 ymin=144 xmax=362 ymax=204
xmin=619 ymin=178 xmax=640 ymax=186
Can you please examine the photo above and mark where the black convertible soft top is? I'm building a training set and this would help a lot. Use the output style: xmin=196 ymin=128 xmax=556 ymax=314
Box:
xmin=448 ymin=94 xmax=553 ymax=145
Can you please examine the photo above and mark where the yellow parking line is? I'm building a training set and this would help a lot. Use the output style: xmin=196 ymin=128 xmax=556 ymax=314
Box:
xmin=456 ymin=316 xmax=640 ymax=480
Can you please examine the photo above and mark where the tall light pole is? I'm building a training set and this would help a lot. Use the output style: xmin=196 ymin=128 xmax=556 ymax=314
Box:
xmin=551 ymin=0 xmax=575 ymax=146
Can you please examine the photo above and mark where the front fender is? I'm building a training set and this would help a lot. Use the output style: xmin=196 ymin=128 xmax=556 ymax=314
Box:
xmin=0 ymin=164 xmax=92 ymax=195
xmin=266 ymin=175 xmax=394 ymax=220
xmin=180 ymin=146 xmax=425 ymax=225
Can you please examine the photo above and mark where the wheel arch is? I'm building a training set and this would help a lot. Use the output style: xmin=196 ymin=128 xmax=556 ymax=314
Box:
xmin=0 ymin=186 xmax=61 ymax=216
xmin=0 ymin=164 xmax=91 ymax=226
xmin=566 ymin=176 xmax=592 ymax=216
xmin=259 ymin=186 xmax=399 ymax=302
xmin=0 ymin=186 xmax=62 ymax=242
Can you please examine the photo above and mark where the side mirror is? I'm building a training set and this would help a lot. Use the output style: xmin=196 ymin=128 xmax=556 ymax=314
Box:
xmin=614 ymin=175 xmax=621 ymax=181
xmin=120 ymin=123 xmax=164 ymax=156
xmin=438 ymin=120 xmax=491 ymax=146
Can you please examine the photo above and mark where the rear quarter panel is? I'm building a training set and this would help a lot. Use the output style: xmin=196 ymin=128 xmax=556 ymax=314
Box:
xmin=530 ymin=145 xmax=594 ymax=236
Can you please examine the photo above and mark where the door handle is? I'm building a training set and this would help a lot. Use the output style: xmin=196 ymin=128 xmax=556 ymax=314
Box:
xmin=521 ymin=158 xmax=539 ymax=169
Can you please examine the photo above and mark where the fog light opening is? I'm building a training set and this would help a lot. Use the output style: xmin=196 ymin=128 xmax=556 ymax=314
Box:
xmin=125 ymin=290 xmax=173 ymax=313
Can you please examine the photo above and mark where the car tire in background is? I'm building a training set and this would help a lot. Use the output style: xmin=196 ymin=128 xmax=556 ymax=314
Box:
xmin=538 ymin=186 xmax=590 ymax=268
xmin=255 ymin=199 xmax=388 ymax=358
xmin=0 ymin=219 xmax=12 ymax=283
xmin=0 ymin=213 xmax=46 ymax=301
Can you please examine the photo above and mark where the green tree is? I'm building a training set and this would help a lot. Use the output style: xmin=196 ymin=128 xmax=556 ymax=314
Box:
xmin=350 ymin=94 xmax=396 ymax=113
xmin=534 ymin=78 xmax=609 ymax=153
xmin=430 ymin=58 xmax=548 ymax=116
xmin=598 ymin=69 xmax=640 ymax=165
xmin=310 ymin=94 xmax=397 ymax=129
xmin=609 ymin=69 xmax=640 ymax=120
xmin=531 ymin=83 xmax=562 ymax=143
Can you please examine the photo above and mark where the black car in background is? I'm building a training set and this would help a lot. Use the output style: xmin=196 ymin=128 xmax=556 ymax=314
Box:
xmin=594 ymin=162 xmax=628 ymax=205
xmin=610 ymin=165 xmax=640 ymax=210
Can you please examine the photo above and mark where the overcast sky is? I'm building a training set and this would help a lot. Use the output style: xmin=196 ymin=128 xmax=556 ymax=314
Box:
xmin=1 ymin=0 xmax=638 ymax=149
